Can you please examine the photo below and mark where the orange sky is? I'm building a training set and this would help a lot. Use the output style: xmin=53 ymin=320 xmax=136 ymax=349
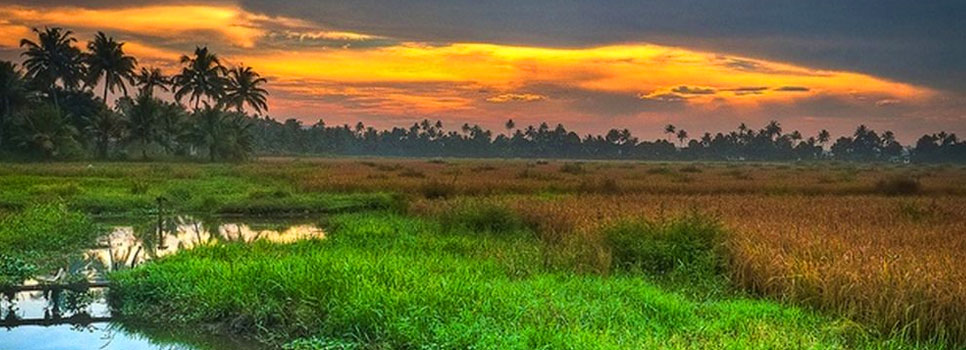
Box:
xmin=0 ymin=2 xmax=962 ymax=141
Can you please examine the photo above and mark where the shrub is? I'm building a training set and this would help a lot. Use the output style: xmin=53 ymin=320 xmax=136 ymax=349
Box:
xmin=440 ymin=201 xmax=523 ymax=235
xmin=559 ymin=162 xmax=586 ymax=175
xmin=603 ymin=214 xmax=723 ymax=276
xmin=680 ymin=165 xmax=703 ymax=173
xmin=419 ymin=180 xmax=456 ymax=199
xmin=398 ymin=168 xmax=426 ymax=178
xmin=875 ymin=175 xmax=921 ymax=195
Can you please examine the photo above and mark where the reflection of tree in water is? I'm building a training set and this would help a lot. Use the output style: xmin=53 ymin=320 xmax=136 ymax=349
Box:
xmin=89 ymin=216 xmax=323 ymax=276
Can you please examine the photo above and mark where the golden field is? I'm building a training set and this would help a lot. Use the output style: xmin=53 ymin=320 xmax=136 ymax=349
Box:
xmin=246 ymin=157 xmax=966 ymax=343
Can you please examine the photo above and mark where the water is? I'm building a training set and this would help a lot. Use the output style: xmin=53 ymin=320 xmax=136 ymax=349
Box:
xmin=1 ymin=216 xmax=325 ymax=350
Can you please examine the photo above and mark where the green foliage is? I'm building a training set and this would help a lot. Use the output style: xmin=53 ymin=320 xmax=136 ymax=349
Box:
xmin=0 ymin=203 xmax=100 ymax=285
xmin=111 ymin=212 xmax=932 ymax=349
xmin=604 ymin=214 xmax=723 ymax=276
xmin=0 ymin=163 xmax=392 ymax=216
xmin=439 ymin=201 xmax=523 ymax=235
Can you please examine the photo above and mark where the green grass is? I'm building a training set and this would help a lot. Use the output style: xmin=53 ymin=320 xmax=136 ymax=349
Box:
xmin=0 ymin=163 xmax=393 ymax=216
xmin=110 ymin=212 xmax=937 ymax=349
xmin=0 ymin=203 xmax=102 ymax=286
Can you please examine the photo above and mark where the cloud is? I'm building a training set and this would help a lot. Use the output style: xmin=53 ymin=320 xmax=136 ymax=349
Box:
xmin=671 ymin=85 xmax=716 ymax=95
xmin=228 ymin=0 xmax=966 ymax=92
xmin=486 ymin=93 xmax=546 ymax=103
xmin=775 ymin=86 xmax=810 ymax=92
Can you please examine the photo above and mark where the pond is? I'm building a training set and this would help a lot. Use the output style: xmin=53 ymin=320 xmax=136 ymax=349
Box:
xmin=1 ymin=216 xmax=325 ymax=350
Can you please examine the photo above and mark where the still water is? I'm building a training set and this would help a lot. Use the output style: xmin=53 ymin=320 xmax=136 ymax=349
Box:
xmin=1 ymin=216 xmax=325 ymax=350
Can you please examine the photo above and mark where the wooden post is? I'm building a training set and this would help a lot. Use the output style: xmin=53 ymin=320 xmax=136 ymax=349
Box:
xmin=156 ymin=196 xmax=168 ymax=250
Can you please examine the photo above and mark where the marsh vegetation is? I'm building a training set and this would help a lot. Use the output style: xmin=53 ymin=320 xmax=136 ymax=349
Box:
xmin=2 ymin=159 xmax=964 ymax=349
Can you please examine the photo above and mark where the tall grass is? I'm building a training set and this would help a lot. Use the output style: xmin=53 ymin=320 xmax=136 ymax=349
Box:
xmin=0 ymin=203 xmax=101 ymax=285
xmin=110 ymin=212 xmax=926 ymax=349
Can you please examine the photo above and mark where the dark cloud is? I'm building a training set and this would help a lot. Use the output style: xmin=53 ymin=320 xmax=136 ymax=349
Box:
xmin=671 ymin=85 xmax=716 ymax=95
xmin=774 ymin=86 xmax=810 ymax=92
xmin=227 ymin=0 xmax=966 ymax=92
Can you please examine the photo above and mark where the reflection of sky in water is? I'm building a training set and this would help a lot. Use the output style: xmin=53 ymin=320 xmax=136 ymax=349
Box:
xmin=0 ymin=217 xmax=319 ymax=350
xmin=73 ymin=217 xmax=325 ymax=281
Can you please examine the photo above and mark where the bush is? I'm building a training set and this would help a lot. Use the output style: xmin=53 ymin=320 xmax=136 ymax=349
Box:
xmin=603 ymin=214 xmax=723 ymax=275
xmin=419 ymin=180 xmax=456 ymax=199
xmin=680 ymin=165 xmax=703 ymax=173
xmin=875 ymin=176 xmax=921 ymax=195
xmin=559 ymin=162 xmax=586 ymax=175
xmin=440 ymin=202 xmax=523 ymax=235
xmin=398 ymin=168 xmax=426 ymax=178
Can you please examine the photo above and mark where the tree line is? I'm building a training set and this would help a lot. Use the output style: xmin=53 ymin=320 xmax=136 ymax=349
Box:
xmin=2 ymin=27 xmax=964 ymax=163
xmin=0 ymin=27 xmax=267 ymax=161
xmin=252 ymin=118 xmax=966 ymax=162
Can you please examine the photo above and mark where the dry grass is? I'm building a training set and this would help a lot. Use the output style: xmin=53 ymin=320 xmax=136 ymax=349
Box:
xmin=245 ymin=157 xmax=966 ymax=197
xmin=409 ymin=191 xmax=966 ymax=344
xmin=8 ymin=158 xmax=965 ymax=343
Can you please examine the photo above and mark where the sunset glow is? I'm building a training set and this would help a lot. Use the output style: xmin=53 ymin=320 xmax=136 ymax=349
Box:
xmin=0 ymin=2 xmax=961 ymax=139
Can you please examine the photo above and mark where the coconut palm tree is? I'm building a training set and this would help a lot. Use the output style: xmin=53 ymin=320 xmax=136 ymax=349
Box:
xmin=135 ymin=67 xmax=170 ymax=97
xmin=121 ymin=93 xmax=160 ymax=159
xmin=11 ymin=103 xmax=80 ymax=159
xmin=84 ymin=32 xmax=137 ymax=104
xmin=19 ymin=27 xmax=85 ymax=107
xmin=84 ymin=108 xmax=125 ymax=159
xmin=0 ymin=61 xmax=29 ymax=147
xmin=223 ymin=66 xmax=268 ymax=114
xmin=156 ymin=101 xmax=187 ymax=155
xmin=187 ymin=104 xmax=225 ymax=162
xmin=172 ymin=47 xmax=226 ymax=110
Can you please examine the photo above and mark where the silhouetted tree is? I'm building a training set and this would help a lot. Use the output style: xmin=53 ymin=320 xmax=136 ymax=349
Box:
xmin=84 ymin=32 xmax=137 ymax=104
xmin=121 ymin=93 xmax=160 ymax=159
xmin=223 ymin=66 xmax=268 ymax=114
xmin=0 ymin=61 xmax=29 ymax=148
xmin=173 ymin=47 xmax=226 ymax=110
xmin=20 ymin=27 xmax=85 ymax=108
xmin=134 ymin=67 xmax=169 ymax=97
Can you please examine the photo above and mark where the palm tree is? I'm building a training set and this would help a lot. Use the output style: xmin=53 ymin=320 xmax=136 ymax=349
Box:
xmin=676 ymin=129 xmax=688 ymax=147
xmin=0 ymin=61 xmax=29 ymax=147
xmin=664 ymin=124 xmax=676 ymax=143
xmin=188 ymin=105 xmax=225 ymax=162
xmin=222 ymin=113 xmax=254 ymax=161
xmin=818 ymin=129 xmax=831 ymax=146
xmin=505 ymin=119 xmax=515 ymax=135
xmin=84 ymin=32 xmax=137 ymax=104
xmin=84 ymin=108 xmax=125 ymax=159
xmin=135 ymin=67 xmax=169 ymax=97
xmin=156 ymin=101 xmax=186 ymax=155
xmin=172 ymin=47 xmax=226 ymax=110
xmin=122 ymin=93 xmax=160 ymax=159
xmin=11 ymin=103 xmax=80 ymax=159
xmin=223 ymin=66 xmax=268 ymax=114
xmin=20 ymin=27 xmax=85 ymax=107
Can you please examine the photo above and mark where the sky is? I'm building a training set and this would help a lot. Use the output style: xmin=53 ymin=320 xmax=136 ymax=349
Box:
xmin=1 ymin=0 xmax=964 ymax=142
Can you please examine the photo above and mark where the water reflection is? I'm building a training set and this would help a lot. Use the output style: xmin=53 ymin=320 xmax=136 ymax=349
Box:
xmin=0 ymin=216 xmax=321 ymax=350
xmin=81 ymin=216 xmax=324 ymax=282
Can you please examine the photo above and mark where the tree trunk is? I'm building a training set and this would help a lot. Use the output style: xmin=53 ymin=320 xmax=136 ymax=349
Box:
xmin=103 ymin=77 xmax=110 ymax=104
xmin=50 ymin=88 xmax=59 ymax=110
xmin=209 ymin=144 xmax=216 ymax=162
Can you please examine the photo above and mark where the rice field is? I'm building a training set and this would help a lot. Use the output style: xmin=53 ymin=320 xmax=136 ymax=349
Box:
xmin=3 ymin=158 xmax=965 ymax=347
